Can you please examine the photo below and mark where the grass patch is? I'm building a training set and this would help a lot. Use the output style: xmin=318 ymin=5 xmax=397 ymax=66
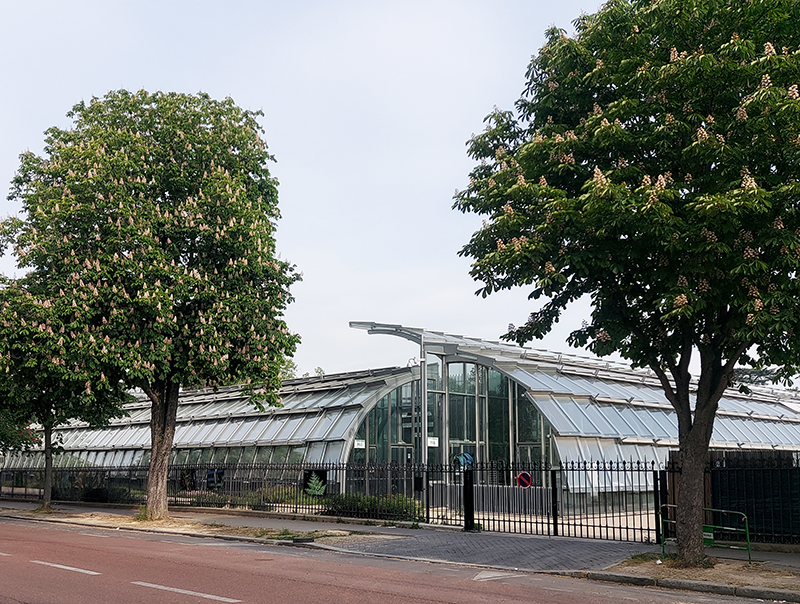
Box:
xmin=133 ymin=505 xmax=149 ymax=521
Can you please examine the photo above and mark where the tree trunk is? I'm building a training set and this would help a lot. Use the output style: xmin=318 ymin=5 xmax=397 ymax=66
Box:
xmin=145 ymin=381 xmax=180 ymax=520
xmin=675 ymin=442 xmax=709 ymax=564
xmin=42 ymin=423 xmax=53 ymax=510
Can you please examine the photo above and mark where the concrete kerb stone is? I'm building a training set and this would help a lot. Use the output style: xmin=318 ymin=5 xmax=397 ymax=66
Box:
xmin=585 ymin=571 xmax=656 ymax=586
xmin=656 ymin=578 xmax=735 ymax=596
xmin=735 ymin=585 xmax=800 ymax=602
xmin=579 ymin=571 xmax=800 ymax=601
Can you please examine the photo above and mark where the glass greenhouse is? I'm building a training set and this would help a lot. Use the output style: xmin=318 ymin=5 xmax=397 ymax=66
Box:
xmin=3 ymin=321 xmax=800 ymax=471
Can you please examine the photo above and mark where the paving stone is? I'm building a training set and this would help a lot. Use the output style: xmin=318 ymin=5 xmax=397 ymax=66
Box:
xmin=328 ymin=531 xmax=659 ymax=571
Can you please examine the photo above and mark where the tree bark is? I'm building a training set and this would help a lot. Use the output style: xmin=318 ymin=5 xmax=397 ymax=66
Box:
xmin=144 ymin=380 xmax=180 ymax=520
xmin=42 ymin=422 xmax=53 ymax=510
xmin=675 ymin=432 xmax=711 ymax=564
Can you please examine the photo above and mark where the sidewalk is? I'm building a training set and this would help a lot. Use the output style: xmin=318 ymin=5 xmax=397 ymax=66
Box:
xmin=3 ymin=499 xmax=800 ymax=601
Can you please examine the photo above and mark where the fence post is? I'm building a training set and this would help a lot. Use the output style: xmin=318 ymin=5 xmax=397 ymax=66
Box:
xmin=653 ymin=469 xmax=661 ymax=545
xmin=463 ymin=468 xmax=475 ymax=531
xmin=425 ymin=467 xmax=430 ymax=524
xmin=550 ymin=469 xmax=559 ymax=537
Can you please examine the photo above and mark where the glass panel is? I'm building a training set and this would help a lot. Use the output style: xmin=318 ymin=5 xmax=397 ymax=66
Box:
xmin=531 ymin=394 xmax=578 ymax=434
xmin=449 ymin=394 xmax=464 ymax=441
xmin=613 ymin=405 xmax=654 ymax=436
xmin=372 ymin=396 xmax=389 ymax=463
xmin=518 ymin=399 xmax=541 ymax=443
xmin=449 ymin=363 xmax=466 ymax=393
xmin=427 ymin=355 xmax=443 ymax=391
xmin=287 ymin=445 xmax=306 ymax=464
xmin=226 ymin=447 xmax=243 ymax=464
xmin=274 ymin=415 xmax=306 ymax=442
xmin=216 ymin=420 xmax=244 ymax=444
xmin=390 ymin=389 xmax=399 ymax=445
xmin=324 ymin=441 xmax=344 ymax=463
xmin=260 ymin=415 xmax=288 ymax=442
xmin=576 ymin=400 xmax=626 ymax=437
xmin=174 ymin=450 xmax=189 ymax=465
xmin=400 ymin=383 xmax=413 ymax=444
xmin=131 ymin=450 xmax=145 ymax=466
xmin=240 ymin=446 xmax=257 ymax=465
xmin=255 ymin=446 xmax=273 ymax=463
xmin=305 ymin=442 xmax=324 ymax=464
xmin=121 ymin=450 xmax=135 ymax=466
xmin=201 ymin=421 xmax=229 ymax=445
xmin=292 ymin=415 xmax=323 ymax=442
xmin=271 ymin=446 xmax=289 ymax=464
xmin=328 ymin=409 xmax=361 ymax=441
xmin=199 ymin=447 xmax=214 ymax=464
xmin=308 ymin=411 xmax=341 ymax=441
xmin=227 ymin=419 xmax=259 ymax=444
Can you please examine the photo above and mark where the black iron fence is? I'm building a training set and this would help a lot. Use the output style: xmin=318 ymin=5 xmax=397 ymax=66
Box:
xmin=1 ymin=460 xmax=663 ymax=542
xmin=4 ymin=457 xmax=797 ymax=544
xmin=706 ymin=454 xmax=800 ymax=544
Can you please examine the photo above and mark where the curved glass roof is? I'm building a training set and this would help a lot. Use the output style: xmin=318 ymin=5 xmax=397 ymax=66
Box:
xmin=7 ymin=322 xmax=800 ymax=470
xmin=353 ymin=322 xmax=800 ymax=457
xmin=48 ymin=366 xmax=417 ymax=465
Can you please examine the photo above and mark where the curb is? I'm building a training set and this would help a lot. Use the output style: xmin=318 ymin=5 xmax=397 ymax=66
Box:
xmin=584 ymin=571 xmax=800 ymax=601
xmin=586 ymin=571 xmax=655 ymax=586
xmin=0 ymin=512 xmax=309 ymax=548
xmin=655 ymin=578 xmax=734 ymax=596
xmin=735 ymin=585 xmax=800 ymax=602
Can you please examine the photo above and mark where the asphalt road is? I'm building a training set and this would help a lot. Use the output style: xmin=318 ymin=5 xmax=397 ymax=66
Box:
xmin=0 ymin=517 xmax=749 ymax=604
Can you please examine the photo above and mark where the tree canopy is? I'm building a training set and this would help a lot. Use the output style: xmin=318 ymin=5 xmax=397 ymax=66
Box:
xmin=455 ymin=0 xmax=800 ymax=563
xmin=0 ymin=410 xmax=38 ymax=453
xmin=0 ymin=282 xmax=130 ymax=506
xmin=7 ymin=89 xmax=300 ymax=517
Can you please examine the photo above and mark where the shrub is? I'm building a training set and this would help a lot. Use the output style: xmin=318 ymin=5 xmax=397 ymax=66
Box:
xmin=323 ymin=493 xmax=423 ymax=522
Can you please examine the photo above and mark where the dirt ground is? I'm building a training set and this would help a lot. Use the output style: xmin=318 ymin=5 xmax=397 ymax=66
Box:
xmin=5 ymin=508 xmax=353 ymax=541
xmin=608 ymin=554 xmax=800 ymax=591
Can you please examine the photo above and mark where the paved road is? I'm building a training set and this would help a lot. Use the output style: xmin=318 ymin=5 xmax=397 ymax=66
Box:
xmin=1 ymin=517 xmax=753 ymax=604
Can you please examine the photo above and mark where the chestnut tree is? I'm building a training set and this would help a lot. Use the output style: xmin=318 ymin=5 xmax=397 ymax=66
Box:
xmin=7 ymin=90 xmax=300 ymax=518
xmin=456 ymin=0 xmax=800 ymax=563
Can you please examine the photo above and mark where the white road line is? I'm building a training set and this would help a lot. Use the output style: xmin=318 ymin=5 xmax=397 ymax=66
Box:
xmin=30 ymin=560 xmax=101 ymax=575
xmin=473 ymin=570 xmax=525 ymax=582
xmin=0 ymin=552 xmax=11 ymax=556
xmin=79 ymin=532 xmax=110 ymax=538
xmin=131 ymin=582 xmax=241 ymax=602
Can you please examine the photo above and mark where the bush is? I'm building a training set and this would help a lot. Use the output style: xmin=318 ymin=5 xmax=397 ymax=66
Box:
xmin=323 ymin=493 xmax=423 ymax=522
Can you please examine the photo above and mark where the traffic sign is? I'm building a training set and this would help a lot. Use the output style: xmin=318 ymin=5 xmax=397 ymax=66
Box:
xmin=516 ymin=471 xmax=533 ymax=488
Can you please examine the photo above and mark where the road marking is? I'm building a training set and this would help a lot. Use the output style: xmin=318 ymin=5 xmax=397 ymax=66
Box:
xmin=79 ymin=532 xmax=110 ymax=538
xmin=31 ymin=560 xmax=101 ymax=575
xmin=131 ymin=581 xmax=242 ymax=602
xmin=473 ymin=570 xmax=525 ymax=581
xmin=0 ymin=552 xmax=11 ymax=556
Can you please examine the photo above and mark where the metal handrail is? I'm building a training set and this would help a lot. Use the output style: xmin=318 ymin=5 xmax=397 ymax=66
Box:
xmin=659 ymin=503 xmax=751 ymax=563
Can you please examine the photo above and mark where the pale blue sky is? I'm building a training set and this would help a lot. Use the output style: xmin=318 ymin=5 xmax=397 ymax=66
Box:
xmin=1 ymin=1 xmax=604 ymax=375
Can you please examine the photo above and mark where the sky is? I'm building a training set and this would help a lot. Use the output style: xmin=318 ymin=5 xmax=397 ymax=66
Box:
xmin=0 ymin=0 xmax=605 ymax=376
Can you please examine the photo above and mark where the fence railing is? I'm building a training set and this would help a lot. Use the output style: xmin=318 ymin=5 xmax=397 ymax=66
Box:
xmin=5 ymin=457 xmax=794 ymax=544
xmin=0 ymin=460 xmax=663 ymax=543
